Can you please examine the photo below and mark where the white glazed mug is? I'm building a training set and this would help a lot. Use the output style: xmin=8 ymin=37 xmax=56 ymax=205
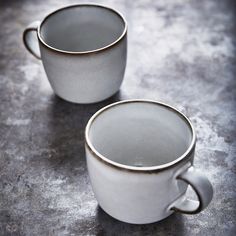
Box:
xmin=23 ymin=4 xmax=127 ymax=104
xmin=85 ymin=100 xmax=213 ymax=224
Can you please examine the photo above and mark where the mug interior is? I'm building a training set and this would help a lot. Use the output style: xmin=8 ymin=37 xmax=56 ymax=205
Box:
xmin=88 ymin=101 xmax=193 ymax=167
xmin=39 ymin=5 xmax=126 ymax=52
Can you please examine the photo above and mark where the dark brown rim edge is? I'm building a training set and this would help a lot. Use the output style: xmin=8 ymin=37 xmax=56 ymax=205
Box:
xmin=85 ymin=99 xmax=196 ymax=173
xmin=37 ymin=3 xmax=127 ymax=54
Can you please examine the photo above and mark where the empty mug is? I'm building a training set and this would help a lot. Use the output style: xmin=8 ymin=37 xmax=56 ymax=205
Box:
xmin=85 ymin=100 xmax=213 ymax=224
xmin=23 ymin=4 xmax=127 ymax=103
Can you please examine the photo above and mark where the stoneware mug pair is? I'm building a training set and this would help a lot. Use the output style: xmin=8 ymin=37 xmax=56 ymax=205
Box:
xmin=23 ymin=4 xmax=213 ymax=224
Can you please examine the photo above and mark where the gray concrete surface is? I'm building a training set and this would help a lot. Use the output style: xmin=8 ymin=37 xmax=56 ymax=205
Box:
xmin=0 ymin=0 xmax=235 ymax=235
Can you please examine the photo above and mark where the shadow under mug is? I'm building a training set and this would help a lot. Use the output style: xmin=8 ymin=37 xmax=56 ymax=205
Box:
xmin=23 ymin=4 xmax=127 ymax=104
xmin=85 ymin=100 xmax=213 ymax=224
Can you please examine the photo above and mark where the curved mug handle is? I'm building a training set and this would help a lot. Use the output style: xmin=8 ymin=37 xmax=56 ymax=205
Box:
xmin=170 ymin=166 xmax=213 ymax=214
xmin=23 ymin=21 xmax=41 ymax=59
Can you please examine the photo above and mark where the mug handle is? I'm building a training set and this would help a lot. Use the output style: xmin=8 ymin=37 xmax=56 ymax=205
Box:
xmin=23 ymin=21 xmax=41 ymax=59
xmin=170 ymin=166 xmax=213 ymax=214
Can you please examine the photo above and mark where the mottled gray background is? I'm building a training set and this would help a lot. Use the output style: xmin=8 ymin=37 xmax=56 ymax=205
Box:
xmin=0 ymin=0 xmax=235 ymax=235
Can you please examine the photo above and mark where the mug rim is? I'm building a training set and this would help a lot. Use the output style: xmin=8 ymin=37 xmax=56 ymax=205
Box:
xmin=85 ymin=99 xmax=196 ymax=172
xmin=36 ymin=3 xmax=127 ymax=54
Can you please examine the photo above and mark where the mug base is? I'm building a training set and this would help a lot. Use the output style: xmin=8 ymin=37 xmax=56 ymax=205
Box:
xmin=53 ymin=89 xmax=120 ymax=104
xmin=99 ymin=205 xmax=174 ymax=224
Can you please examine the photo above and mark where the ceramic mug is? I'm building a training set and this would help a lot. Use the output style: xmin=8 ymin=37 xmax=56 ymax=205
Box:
xmin=23 ymin=4 xmax=127 ymax=104
xmin=85 ymin=100 xmax=213 ymax=224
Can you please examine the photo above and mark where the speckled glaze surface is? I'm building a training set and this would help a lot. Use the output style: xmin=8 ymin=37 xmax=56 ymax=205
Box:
xmin=0 ymin=0 xmax=235 ymax=235
xmin=85 ymin=100 xmax=213 ymax=224
xmin=23 ymin=4 xmax=127 ymax=104
xmin=86 ymin=148 xmax=190 ymax=224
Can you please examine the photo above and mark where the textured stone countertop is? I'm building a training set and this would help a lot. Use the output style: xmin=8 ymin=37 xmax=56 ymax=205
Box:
xmin=0 ymin=0 xmax=235 ymax=235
